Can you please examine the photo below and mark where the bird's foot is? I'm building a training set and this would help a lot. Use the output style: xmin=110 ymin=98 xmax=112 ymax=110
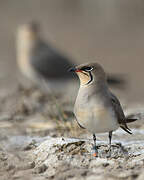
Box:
xmin=92 ymin=145 xmax=98 ymax=157
xmin=106 ymin=146 xmax=111 ymax=158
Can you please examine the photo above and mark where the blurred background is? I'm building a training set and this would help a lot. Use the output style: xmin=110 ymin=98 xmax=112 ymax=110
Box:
xmin=1 ymin=2 xmax=144 ymax=178
xmin=0 ymin=0 xmax=144 ymax=102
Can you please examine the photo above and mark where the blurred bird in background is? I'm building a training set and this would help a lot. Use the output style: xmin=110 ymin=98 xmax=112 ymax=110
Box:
xmin=16 ymin=22 xmax=75 ymax=92
xmin=16 ymin=21 xmax=126 ymax=93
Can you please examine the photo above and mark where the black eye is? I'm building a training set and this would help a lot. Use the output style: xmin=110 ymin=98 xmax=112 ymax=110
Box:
xmin=81 ymin=66 xmax=93 ymax=72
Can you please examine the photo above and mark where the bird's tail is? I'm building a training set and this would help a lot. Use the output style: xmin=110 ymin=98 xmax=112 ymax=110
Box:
xmin=125 ymin=118 xmax=137 ymax=123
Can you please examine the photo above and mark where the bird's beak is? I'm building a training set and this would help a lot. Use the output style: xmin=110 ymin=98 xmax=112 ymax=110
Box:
xmin=68 ymin=67 xmax=82 ymax=73
xmin=68 ymin=67 xmax=77 ymax=72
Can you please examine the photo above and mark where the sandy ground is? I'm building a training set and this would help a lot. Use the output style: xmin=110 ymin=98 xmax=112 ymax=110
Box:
xmin=0 ymin=87 xmax=143 ymax=180
xmin=0 ymin=0 xmax=144 ymax=179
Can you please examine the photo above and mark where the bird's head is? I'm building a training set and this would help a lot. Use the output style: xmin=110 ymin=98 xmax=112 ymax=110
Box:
xmin=69 ymin=62 xmax=107 ymax=86
xmin=17 ymin=22 xmax=40 ymax=48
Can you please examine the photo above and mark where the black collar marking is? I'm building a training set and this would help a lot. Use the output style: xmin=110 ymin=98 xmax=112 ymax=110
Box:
xmin=86 ymin=71 xmax=93 ymax=85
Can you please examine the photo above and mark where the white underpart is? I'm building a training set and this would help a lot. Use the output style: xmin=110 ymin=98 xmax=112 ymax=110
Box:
xmin=74 ymin=85 xmax=119 ymax=134
xmin=75 ymin=105 xmax=119 ymax=133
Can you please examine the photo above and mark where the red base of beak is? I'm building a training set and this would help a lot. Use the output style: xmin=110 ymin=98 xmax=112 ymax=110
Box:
xmin=75 ymin=69 xmax=82 ymax=72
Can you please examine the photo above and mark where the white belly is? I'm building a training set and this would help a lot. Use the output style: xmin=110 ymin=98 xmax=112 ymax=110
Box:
xmin=75 ymin=107 xmax=119 ymax=133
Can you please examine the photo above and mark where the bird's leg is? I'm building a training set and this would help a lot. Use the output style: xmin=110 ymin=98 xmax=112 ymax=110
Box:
xmin=108 ymin=131 xmax=113 ymax=156
xmin=92 ymin=134 xmax=98 ymax=157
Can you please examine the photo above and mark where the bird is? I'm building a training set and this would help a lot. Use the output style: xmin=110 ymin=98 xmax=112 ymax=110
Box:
xmin=16 ymin=21 xmax=126 ymax=92
xmin=16 ymin=22 xmax=74 ymax=91
xmin=69 ymin=62 xmax=137 ymax=157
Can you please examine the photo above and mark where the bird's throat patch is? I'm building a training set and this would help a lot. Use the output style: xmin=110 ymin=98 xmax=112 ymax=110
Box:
xmin=77 ymin=71 xmax=93 ymax=85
